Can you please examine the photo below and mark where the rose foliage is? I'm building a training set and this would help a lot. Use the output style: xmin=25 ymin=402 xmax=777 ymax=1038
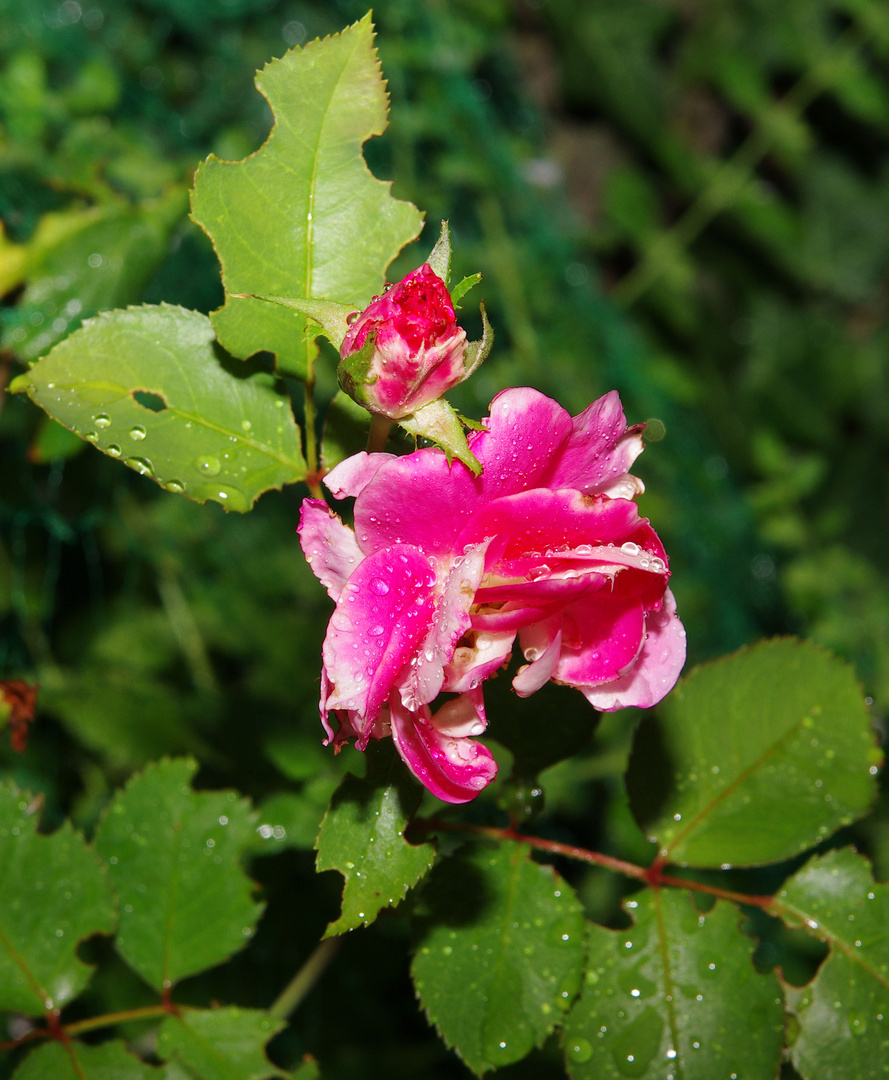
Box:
xmin=299 ymin=387 xmax=686 ymax=802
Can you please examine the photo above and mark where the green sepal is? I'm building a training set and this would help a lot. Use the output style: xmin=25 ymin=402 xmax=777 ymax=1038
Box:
xmin=450 ymin=273 xmax=482 ymax=307
xmin=336 ymin=329 xmax=380 ymax=409
xmin=399 ymin=399 xmax=482 ymax=475
xmin=230 ymin=293 xmax=355 ymax=352
xmin=425 ymin=220 xmax=452 ymax=284
xmin=463 ymin=302 xmax=493 ymax=379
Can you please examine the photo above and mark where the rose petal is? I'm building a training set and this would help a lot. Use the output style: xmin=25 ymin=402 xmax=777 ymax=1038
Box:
xmin=513 ymin=616 xmax=563 ymax=697
xmin=399 ymin=542 xmax=489 ymax=711
xmin=324 ymin=451 xmax=395 ymax=501
xmin=352 ymin=387 xmax=574 ymax=556
xmin=390 ymin=696 xmax=497 ymax=803
xmin=321 ymin=546 xmax=436 ymax=732
xmin=298 ymin=499 xmax=363 ymax=602
xmin=581 ymin=589 xmax=686 ymax=710
xmin=554 ymin=596 xmax=647 ymax=688
xmin=541 ymin=390 xmax=645 ymax=497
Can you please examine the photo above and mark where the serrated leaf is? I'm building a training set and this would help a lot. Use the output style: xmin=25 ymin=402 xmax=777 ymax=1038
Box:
xmin=627 ymin=639 xmax=878 ymax=866
xmin=11 ymin=1039 xmax=157 ymax=1080
xmin=411 ymin=840 xmax=585 ymax=1074
xmin=93 ymin=758 xmax=262 ymax=991
xmin=563 ymin=891 xmax=784 ymax=1079
xmin=191 ymin=14 xmax=423 ymax=376
xmin=0 ymin=191 xmax=187 ymax=362
xmin=11 ymin=304 xmax=306 ymax=511
xmin=315 ymin=766 xmax=435 ymax=936
xmin=0 ymin=785 xmax=115 ymax=1015
xmin=157 ymin=1007 xmax=287 ymax=1080
xmin=778 ymin=849 xmax=889 ymax=1079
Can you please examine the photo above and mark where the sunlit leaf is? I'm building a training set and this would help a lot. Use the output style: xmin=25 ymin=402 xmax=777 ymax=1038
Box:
xmin=412 ymin=840 xmax=585 ymax=1074
xmin=627 ymin=639 xmax=878 ymax=866
xmin=10 ymin=304 xmax=306 ymax=511
xmin=93 ymin=758 xmax=262 ymax=992
xmin=191 ymin=14 xmax=423 ymax=377
xmin=0 ymin=784 xmax=115 ymax=1015
xmin=564 ymin=890 xmax=784 ymax=1079
xmin=779 ymin=849 xmax=889 ymax=1079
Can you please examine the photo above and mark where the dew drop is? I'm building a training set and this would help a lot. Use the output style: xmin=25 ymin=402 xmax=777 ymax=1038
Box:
xmin=370 ymin=578 xmax=390 ymax=596
xmin=125 ymin=457 xmax=154 ymax=476
xmin=621 ymin=542 xmax=640 ymax=557
xmin=196 ymin=455 xmax=222 ymax=477
xmin=94 ymin=413 xmax=112 ymax=429
xmin=163 ymin=479 xmax=186 ymax=493
xmin=129 ymin=425 xmax=147 ymax=441
xmin=567 ymin=1038 xmax=592 ymax=1064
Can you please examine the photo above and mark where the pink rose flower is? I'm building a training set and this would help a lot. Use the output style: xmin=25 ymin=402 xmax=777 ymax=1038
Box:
xmin=299 ymin=387 xmax=686 ymax=803
xmin=338 ymin=263 xmax=468 ymax=419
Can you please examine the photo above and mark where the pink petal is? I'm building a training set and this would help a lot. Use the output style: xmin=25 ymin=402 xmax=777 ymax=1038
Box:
xmin=399 ymin=542 xmax=489 ymax=711
xmin=581 ymin=589 xmax=687 ymax=710
xmin=324 ymin=451 xmax=395 ymax=500
xmin=298 ymin=499 xmax=363 ymax=602
xmin=390 ymin=696 xmax=497 ymax=803
xmin=443 ymin=629 xmax=515 ymax=693
xmin=321 ymin=546 xmax=436 ymax=734
xmin=351 ymin=387 xmax=574 ymax=557
xmin=513 ymin=616 xmax=563 ymax=697
xmin=554 ymin=595 xmax=647 ymax=688
xmin=541 ymin=390 xmax=645 ymax=497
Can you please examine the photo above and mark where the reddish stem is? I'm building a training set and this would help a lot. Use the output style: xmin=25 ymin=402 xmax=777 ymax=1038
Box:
xmin=423 ymin=818 xmax=775 ymax=909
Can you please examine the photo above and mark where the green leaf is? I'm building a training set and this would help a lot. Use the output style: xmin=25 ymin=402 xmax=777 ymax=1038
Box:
xmin=315 ymin=761 xmax=436 ymax=936
xmin=0 ymin=784 xmax=115 ymax=1015
xmin=157 ymin=1007 xmax=287 ymax=1080
xmin=191 ymin=14 xmax=423 ymax=376
xmin=11 ymin=304 xmax=306 ymax=511
xmin=563 ymin=891 xmax=785 ymax=1079
xmin=411 ymin=840 xmax=585 ymax=1074
xmin=93 ymin=758 xmax=262 ymax=992
xmin=12 ymin=1039 xmax=157 ymax=1080
xmin=779 ymin=849 xmax=889 ymax=1079
xmin=0 ymin=191 xmax=187 ymax=362
xmin=627 ymin=639 xmax=878 ymax=866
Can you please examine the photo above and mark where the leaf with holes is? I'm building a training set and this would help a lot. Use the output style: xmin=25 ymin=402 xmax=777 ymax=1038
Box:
xmin=93 ymin=758 xmax=262 ymax=992
xmin=0 ymin=784 xmax=115 ymax=1016
xmin=191 ymin=13 xmax=423 ymax=377
xmin=563 ymin=890 xmax=784 ymax=1080
xmin=157 ymin=1007 xmax=287 ymax=1080
xmin=11 ymin=1039 xmax=157 ymax=1080
xmin=626 ymin=639 xmax=878 ymax=867
xmin=315 ymin=760 xmax=436 ymax=936
xmin=9 ymin=304 xmax=305 ymax=511
xmin=779 ymin=849 xmax=889 ymax=1079
xmin=411 ymin=840 xmax=585 ymax=1074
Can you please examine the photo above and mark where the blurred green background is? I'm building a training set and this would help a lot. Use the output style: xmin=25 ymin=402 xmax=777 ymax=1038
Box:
xmin=1 ymin=0 xmax=888 ymax=1076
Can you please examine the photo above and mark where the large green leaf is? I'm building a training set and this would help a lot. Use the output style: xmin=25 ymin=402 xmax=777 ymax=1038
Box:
xmin=191 ymin=14 xmax=423 ymax=376
xmin=10 ymin=304 xmax=306 ymax=511
xmin=157 ymin=1007 xmax=287 ymax=1080
xmin=563 ymin=891 xmax=784 ymax=1079
xmin=315 ymin=762 xmax=436 ymax=936
xmin=779 ymin=849 xmax=889 ymax=1080
xmin=93 ymin=758 xmax=262 ymax=992
xmin=12 ymin=1039 xmax=157 ymax=1080
xmin=411 ymin=840 xmax=585 ymax=1075
xmin=0 ymin=784 xmax=115 ymax=1015
xmin=627 ymin=639 xmax=878 ymax=866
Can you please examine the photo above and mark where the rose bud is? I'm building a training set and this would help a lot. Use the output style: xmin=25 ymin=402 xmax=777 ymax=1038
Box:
xmin=337 ymin=263 xmax=469 ymax=420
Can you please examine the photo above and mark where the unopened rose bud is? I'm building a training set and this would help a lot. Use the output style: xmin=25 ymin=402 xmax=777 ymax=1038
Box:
xmin=337 ymin=264 xmax=468 ymax=420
